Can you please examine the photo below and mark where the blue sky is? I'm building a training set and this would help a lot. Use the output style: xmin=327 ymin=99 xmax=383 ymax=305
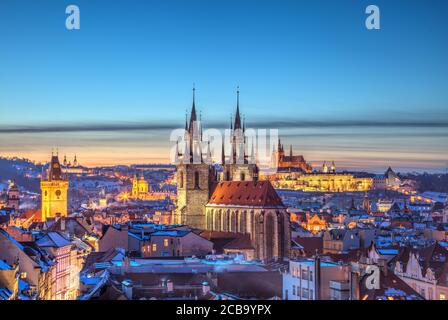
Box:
xmin=0 ymin=0 xmax=447 ymax=171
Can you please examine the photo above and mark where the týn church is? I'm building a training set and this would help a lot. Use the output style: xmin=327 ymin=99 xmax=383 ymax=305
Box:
xmin=173 ymin=88 xmax=290 ymax=262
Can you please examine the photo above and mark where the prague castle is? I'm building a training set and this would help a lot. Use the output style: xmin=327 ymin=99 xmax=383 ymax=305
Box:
xmin=268 ymin=160 xmax=373 ymax=192
xmin=40 ymin=153 xmax=69 ymax=221
xmin=174 ymin=88 xmax=290 ymax=261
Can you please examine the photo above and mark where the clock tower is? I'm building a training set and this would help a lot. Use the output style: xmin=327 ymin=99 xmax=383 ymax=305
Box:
xmin=41 ymin=153 xmax=69 ymax=221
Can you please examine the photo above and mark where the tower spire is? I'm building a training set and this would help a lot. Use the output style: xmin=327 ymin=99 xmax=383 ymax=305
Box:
xmin=189 ymin=85 xmax=197 ymax=134
xmin=234 ymin=87 xmax=242 ymax=130
xmin=221 ymin=138 xmax=225 ymax=165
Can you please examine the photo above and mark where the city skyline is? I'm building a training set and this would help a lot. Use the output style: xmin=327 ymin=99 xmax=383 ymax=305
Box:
xmin=1 ymin=0 xmax=447 ymax=171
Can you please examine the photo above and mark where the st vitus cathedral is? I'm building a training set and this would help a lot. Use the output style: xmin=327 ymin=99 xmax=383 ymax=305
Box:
xmin=174 ymin=88 xmax=290 ymax=261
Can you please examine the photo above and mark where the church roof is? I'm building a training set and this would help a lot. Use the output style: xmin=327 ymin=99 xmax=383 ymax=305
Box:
xmin=208 ymin=181 xmax=284 ymax=207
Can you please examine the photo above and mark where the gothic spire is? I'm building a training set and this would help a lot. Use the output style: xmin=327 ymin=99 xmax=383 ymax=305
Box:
xmin=234 ymin=87 xmax=242 ymax=130
xmin=221 ymin=138 xmax=225 ymax=165
xmin=189 ymin=86 xmax=197 ymax=134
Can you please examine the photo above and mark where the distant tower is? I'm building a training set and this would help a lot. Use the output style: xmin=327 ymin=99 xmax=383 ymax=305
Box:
xmin=73 ymin=155 xmax=78 ymax=167
xmin=131 ymin=174 xmax=139 ymax=199
xmin=40 ymin=153 xmax=69 ymax=221
xmin=322 ymin=161 xmax=329 ymax=173
xmin=174 ymin=87 xmax=217 ymax=229
xmin=330 ymin=161 xmax=336 ymax=173
xmin=7 ymin=181 xmax=20 ymax=210
xmin=362 ymin=192 xmax=371 ymax=213
xmin=63 ymin=155 xmax=67 ymax=167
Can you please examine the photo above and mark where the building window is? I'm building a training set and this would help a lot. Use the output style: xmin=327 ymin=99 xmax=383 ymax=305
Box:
xmin=420 ymin=288 xmax=425 ymax=297
xmin=440 ymin=293 xmax=446 ymax=300
xmin=194 ymin=171 xmax=200 ymax=189
xmin=292 ymin=285 xmax=296 ymax=295
xmin=179 ymin=171 xmax=184 ymax=188
xmin=302 ymin=288 xmax=309 ymax=299
xmin=301 ymin=270 xmax=310 ymax=281
xmin=164 ymin=239 xmax=169 ymax=247
xmin=152 ymin=244 xmax=157 ymax=252
xmin=240 ymin=173 xmax=245 ymax=181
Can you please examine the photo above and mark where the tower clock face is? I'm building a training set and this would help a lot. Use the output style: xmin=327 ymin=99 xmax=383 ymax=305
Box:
xmin=55 ymin=190 xmax=62 ymax=197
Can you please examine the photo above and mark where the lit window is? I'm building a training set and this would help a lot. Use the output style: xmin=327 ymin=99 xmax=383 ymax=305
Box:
xmin=152 ymin=244 xmax=157 ymax=252
xmin=440 ymin=293 xmax=446 ymax=300
xmin=164 ymin=239 xmax=169 ymax=247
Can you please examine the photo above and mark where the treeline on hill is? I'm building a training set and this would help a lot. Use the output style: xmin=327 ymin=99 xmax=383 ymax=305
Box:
xmin=0 ymin=157 xmax=40 ymax=193
xmin=404 ymin=173 xmax=448 ymax=193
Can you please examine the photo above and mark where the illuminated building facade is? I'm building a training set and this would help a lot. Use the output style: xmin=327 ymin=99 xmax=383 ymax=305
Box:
xmin=205 ymin=181 xmax=290 ymax=261
xmin=270 ymin=172 xmax=373 ymax=192
xmin=41 ymin=154 xmax=69 ymax=221
xmin=131 ymin=174 xmax=149 ymax=199
xmin=301 ymin=214 xmax=327 ymax=234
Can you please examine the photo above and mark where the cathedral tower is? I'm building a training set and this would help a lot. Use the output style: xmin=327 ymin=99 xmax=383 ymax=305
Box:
xmin=174 ymin=88 xmax=217 ymax=229
xmin=41 ymin=153 xmax=69 ymax=221
xmin=221 ymin=88 xmax=258 ymax=182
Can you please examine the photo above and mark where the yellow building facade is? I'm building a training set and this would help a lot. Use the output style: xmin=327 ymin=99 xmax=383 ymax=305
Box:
xmin=269 ymin=173 xmax=373 ymax=192
xmin=41 ymin=154 xmax=69 ymax=221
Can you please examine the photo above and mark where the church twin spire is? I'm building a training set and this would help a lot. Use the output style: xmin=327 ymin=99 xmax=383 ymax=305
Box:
xmin=180 ymin=86 xmax=248 ymax=165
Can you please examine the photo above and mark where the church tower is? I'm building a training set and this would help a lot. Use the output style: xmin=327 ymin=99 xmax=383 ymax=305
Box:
xmin=174 ymin=88 xmax=217 ymax=229
xmin=222 ymin=88 xmax=258 ymax=182
xmin=132 ymin=174 xmax=139 ymax=199
xmin=41 ymin=153 xmax=69 ymax=221
xmin=7 ymin=181 xmax=20 ymax=210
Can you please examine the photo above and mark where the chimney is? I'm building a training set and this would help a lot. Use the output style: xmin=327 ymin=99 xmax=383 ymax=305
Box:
xmin=378 ymin=258 xmax=388 ymax=276
xmin=166 ymin=280 xmax=174 ymax=293
xmin=314 ymin=254 xmax=321 ymax=300
xmin=202 ymin=281 xmax=210 ymax=296
xmin=349 ymin=271 xmax=360 ymax=300
xmin=121 ymin=280 xmax=133 ymax=300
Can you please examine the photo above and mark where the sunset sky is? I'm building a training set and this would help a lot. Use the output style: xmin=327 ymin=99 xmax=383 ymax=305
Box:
xmin=0 ymin=0 xmax=447 ymax=172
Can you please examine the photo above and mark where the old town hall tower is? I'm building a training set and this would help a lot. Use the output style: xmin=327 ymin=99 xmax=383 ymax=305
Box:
xmin=41 ymin=153 xmax=69 ymax=221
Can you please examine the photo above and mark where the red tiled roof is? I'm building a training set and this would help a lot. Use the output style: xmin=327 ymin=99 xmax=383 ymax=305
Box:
xmin=21 ymin=209 xmax=43 ymax=222
xmin=208 ymin=181 xmax=284 ymax=207
xmin=293 ymin=237 xmax=323 ymax=256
